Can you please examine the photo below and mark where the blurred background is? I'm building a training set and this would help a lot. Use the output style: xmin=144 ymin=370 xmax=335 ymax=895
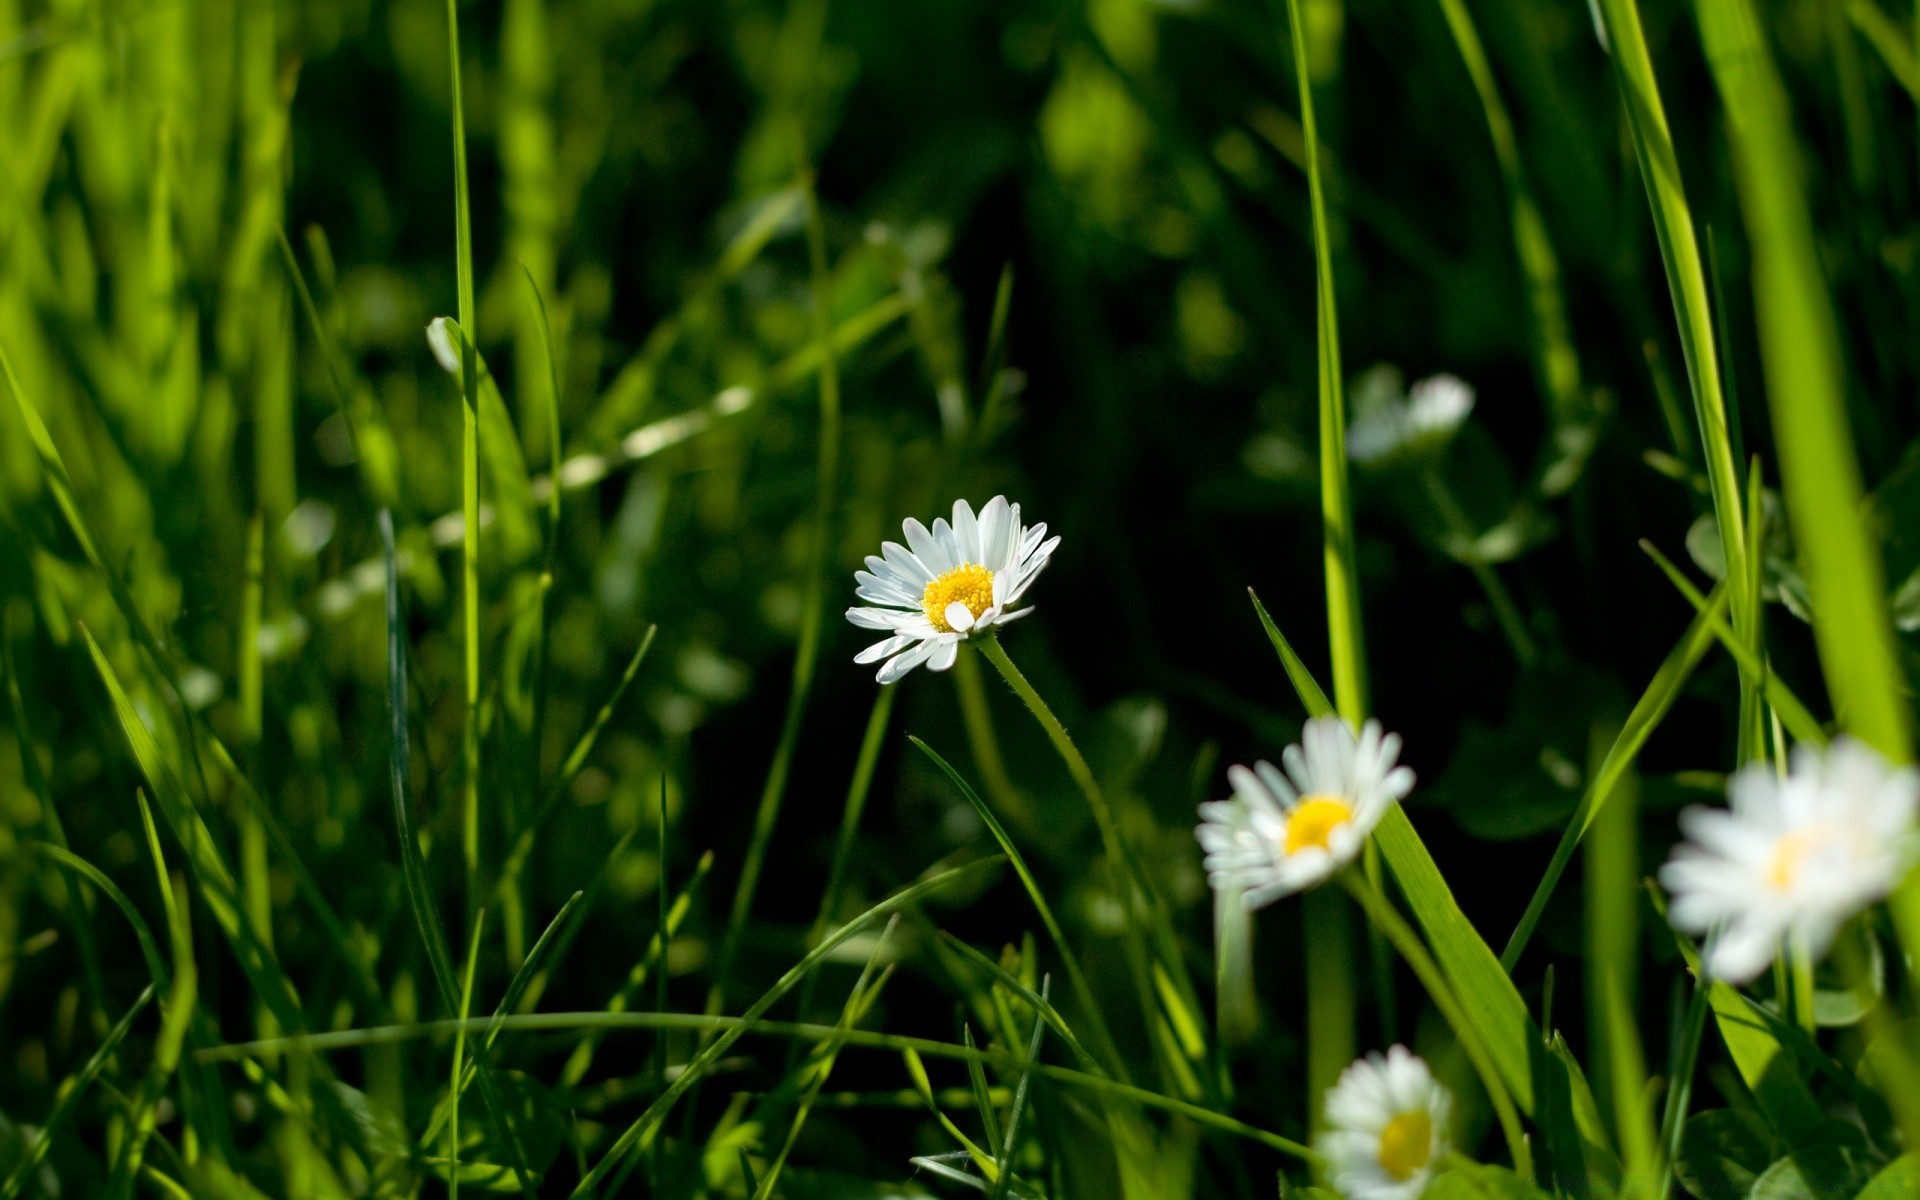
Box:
xmin=1 ymin=0 xmax=1917 ymax=1193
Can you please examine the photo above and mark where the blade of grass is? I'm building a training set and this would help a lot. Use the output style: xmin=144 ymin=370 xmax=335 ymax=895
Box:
xmin=105 ymin=798 xmax=198 ymax=1199
xmin=986 ymin=977 xmax=1050 ymax=1200
xmin=1693 ymin=0 xmax=1910 ymax=762
xmin=1847 ymin=0 xmax=1920 ymax=99
xmin=752 ymin=923 xmax=899 ymax=1200
xmin=909 ymin=736 xmax=1125 ymax=1080
xmin=380 ymin=510 xmax=538 ymax=1200
xmin=1501 ymin=582 xmax=1728 ymax=969
xmin=570 ymin=857 xmax=1004 ymax=1194
xmin=0 ymin=983 xmax=155 ymax=1200
xmin=1250 ymin=598 xmax=1543 ymax=1114
xmin=448 ymin=910 xmax=486 ymax=1200
xmin=1592 ymin=0 xmax=1755 ymax=730
xmin=445 ymin=0 xmax=484 ymax=923
xmin=1637 ymin=542 xmax=1825 ymax=745
xmin=707 ymin=160 xmax=843 ymax=1021
xmin=1341 ymin=872 xmax=1530 ymax=1177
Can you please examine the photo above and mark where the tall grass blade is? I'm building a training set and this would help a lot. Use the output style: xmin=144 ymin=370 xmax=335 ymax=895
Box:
xmin=1502 ymin=583 xmax=1728 ymax=969
xmin=570 ymin=857 xmax=1004 ymax=1194
xmin=0 ymin=984 xmax=155 ymax=1200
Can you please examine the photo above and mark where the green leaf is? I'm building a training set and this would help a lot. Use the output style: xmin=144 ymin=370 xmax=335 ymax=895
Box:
xmin=1425 ymin=1162 xmax=1553 ymax=1200
xmin=1674 ymin=1109 xmax=1775 ymax=1200
xmin=1854 ymin=1155 xmax=1918 ymax=1200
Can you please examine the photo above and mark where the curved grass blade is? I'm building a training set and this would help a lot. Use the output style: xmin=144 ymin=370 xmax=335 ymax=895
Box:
xmin=0 ymin=984 xmax=155 ymax=1200
xmin=1500 ymin=581 xmax=1729 ymax=969
xmin=570 ymin=857 xmax=1004 ymax=1194
xmin=31 ymin=844 xmax=169 ymax=987
xmin=1637 ymin=541 xmax=1824 ymax=745
xmin=203 ymin=1005 xmax=1316 ymax=1162
xmin=909 ymin=736 xmax=1124 ymax=1079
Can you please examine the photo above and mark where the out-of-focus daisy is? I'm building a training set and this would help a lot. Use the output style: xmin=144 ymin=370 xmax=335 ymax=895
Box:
xmin=1320 ymin=1045 xmax=1451 ymax=1200
xmin=1196 ymin=717 xmax=1414 ymax=909
xmin=1660 ymin=738 xmax=1920 ymax=984
xmin=1348 ymin=371 xmax=1475 ymax=466
xmin=845 ymin=496 xmax=1059 ymax=684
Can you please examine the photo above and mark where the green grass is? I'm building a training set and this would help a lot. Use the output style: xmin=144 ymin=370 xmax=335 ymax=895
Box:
xmin=4 ymin=0 xmax=1920 ymax=1196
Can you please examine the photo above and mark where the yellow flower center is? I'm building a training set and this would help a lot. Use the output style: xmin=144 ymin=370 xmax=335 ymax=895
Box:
xmin=922 ymin=563 xmax=996 ymax=633
xmin=1767 ymin=829 xmax=1827 ymax=890
xmin=1378 ymin=1111 xmax=1434 ymax=1180
xmin=1284 ymin=795 xmax=1354 ymax=855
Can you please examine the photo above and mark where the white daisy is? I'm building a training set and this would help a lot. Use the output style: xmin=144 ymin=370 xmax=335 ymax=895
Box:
xmin=1196 ymin=717 xmax=1414 ymax=909
xmin=845 ymin=496 xmax=1060 ymax=685
xmin=1660 ymin=737 xmax=1920 ymax=984
xmin=1320 ymin=1045 xmax=1451 ymax=1200
xmin=1348 ymin=372 xmax=1475 ymax=465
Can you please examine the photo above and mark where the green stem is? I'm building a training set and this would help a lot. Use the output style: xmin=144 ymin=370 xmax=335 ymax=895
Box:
xmin=1341 ymin=871 xmax=1532 ymax=1180
xmin=973 ymin=634 xmax=1169 ymax=1083
xmin=1423 ymin=472 xmax=1537 ymax=665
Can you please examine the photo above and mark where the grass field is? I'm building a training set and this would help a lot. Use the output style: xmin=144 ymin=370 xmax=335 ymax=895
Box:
xmin=2 ymin=0 xmax=1920 ymax=1195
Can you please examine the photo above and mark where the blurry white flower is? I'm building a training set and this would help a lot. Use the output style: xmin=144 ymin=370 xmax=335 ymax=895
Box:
xmin=1661 ymin=738 xmax=1920 ymax=984
xmin=1348 ymin=372 xmax=1475 ymax=465
xmin=845 ymin=496 xmax=1059 ymax=684
xmin=1320 ymin=1045 xmax=1451 ymax=1200
xmin=426 ymin=316 xmax=464 ymax=376
xmin=1196 ymin=717 xmax=1414 ymax=908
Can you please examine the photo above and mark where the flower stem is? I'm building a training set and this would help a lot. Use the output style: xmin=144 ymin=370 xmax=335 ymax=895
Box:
xmin=1423 ymin=470 xmax=1537 ymax=666
xmin=1341 ymin=870 xmax=1533 ymax=1181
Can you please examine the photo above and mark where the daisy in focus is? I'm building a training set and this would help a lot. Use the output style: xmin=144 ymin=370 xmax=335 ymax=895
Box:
xmin=1196 ymin=716 xmax=1414 ymax=909
xmin=1660 ymin=738 xmax=1920 ymax=984
xmin=845 ymin=496 xmax=1060 ymax=684
xmin=1320 ymin=1046 xmax=1451 ymax=1200
xmin=1348 ymin=370 xmax=1475 ymax=466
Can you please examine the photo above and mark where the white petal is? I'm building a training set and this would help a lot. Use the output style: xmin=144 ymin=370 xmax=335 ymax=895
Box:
xmin=952 ymin=500 xmax=981 ymax=564
xmin=926 ymin=639 xmax=960 ymax=672
xmin=854 ymin=634 xmax=918 ymax=665
xmin=876 ymin=641 xmax=936 ymax=685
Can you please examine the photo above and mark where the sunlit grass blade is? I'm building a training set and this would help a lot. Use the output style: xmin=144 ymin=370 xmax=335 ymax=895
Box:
xmin=448 ymin=910 xmax=486 ymax=1200
xmin=570 ymin=857 xmax=1004 ymax=1194
xmin=1693 ymin=0 xmax=1909 ymax=762
xmin=1648 ymin=888 xmax=1821 ymax=1138
xmin=1248 ymin=599 xmax=1541 ymax=1114
xmin=1341 ymin=873 xmax=1531 ymax=1177
xmin=444 ymin=0 xmax=484 ymax=922
xmin=1591 ymin=0 xmax=1756 ymax=725
xmin=1846 ymin=0 xmax=1920 ymax=98
xmin=0 ymin=983 xmax=155 ymax=1200
xmin=1501 ymin=582 xmax=1728 ymax=969
xmin=1637 ymin=542 xmax=1824 ymax=745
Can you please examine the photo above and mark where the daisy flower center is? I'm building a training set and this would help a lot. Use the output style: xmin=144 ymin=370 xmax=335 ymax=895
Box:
xmin=1377 ymin=1110 xmax=1434 ymax=1180
xmin=922 ymin=564 xmax=996 ymax=633
xmin=1766 ymin=828 xmax=1830 ymax=890
xmin=1284 ymin=795 xmax=1354 ymax=854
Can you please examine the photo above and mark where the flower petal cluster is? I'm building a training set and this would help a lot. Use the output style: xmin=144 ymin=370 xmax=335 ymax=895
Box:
xmin=1661 ymin=738 xmax=1919 ymax=983
xmin=845 ymin=496 xmax=1059 ymax=684
xmin=1197 ymin=717 xmax=1414 ymax=908
xmin=1320 ymin=1046 xmax=1451 ymax=1200
xmin=1348 ymin=372 xmax=1475 ymax=465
